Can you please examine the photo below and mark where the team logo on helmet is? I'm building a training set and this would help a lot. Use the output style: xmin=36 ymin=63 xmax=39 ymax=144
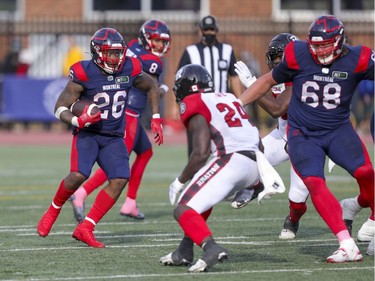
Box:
xmin=179 ymin=102 xmax=186 ymax=114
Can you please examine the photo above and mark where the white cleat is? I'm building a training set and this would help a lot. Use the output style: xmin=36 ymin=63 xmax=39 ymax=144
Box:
xmin=279 ymin=229 xmax=296 ymax=240
xmin=357 ymin=219 xmax=375 ymax=242
xmin=326 ymin=239 xmax=363 ymax=263
xmin=188 ymin=259 xmax=208 ymax=273
xmin=160 ymin=252 xmax=192 ymax=266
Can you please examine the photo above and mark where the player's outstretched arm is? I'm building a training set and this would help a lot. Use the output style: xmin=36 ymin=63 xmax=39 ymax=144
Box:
xmin=239 ymin=71 xmax=277 ymax=106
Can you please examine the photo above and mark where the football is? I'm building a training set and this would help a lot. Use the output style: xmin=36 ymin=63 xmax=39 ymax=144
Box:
xmin=70 ymin=99 xmax=100 ymax=117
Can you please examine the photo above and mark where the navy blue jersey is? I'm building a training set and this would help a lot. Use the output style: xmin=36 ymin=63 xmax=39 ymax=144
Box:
xmin=69 ymin=57 xmax=142 ymax=136
xmin=273 ymin=41 xmax=374 ymax=132
xmin=126 ymin=39 xmax=163 ymax=114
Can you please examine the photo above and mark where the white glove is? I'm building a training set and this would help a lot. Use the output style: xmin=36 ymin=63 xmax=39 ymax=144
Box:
xmin=169 ymin=177 xmax=185 ymax=205
xmin=234 ymin=61 xmax=257 ymax=88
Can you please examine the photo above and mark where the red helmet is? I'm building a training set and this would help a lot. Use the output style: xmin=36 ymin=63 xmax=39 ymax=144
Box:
xmin=307 ymin=15 xmax=345 ymax=65
xmin=90 ymin=28 xmax=127 ymax=74
xmin=138 ymin=20 xmax=171 ymax=57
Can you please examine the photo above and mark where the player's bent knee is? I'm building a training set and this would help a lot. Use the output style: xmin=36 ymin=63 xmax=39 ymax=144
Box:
xmin=353 ymin=164 xmax=374 ymax=181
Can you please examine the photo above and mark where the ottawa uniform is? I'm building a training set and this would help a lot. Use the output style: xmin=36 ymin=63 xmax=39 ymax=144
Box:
xmin=177 ymin=92 xmax=261 ymax=212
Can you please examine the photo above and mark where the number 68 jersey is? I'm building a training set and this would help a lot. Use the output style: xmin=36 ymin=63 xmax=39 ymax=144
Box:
xmin=179 ymin=92 xmax=260 ymax=157
xmin=273 ymin=40 xmax=374 ymax=133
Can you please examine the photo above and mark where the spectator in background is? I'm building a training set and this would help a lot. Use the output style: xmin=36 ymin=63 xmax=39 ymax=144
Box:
xmin=2 ymin=37 xmax=22 ymax=74
xmin=63 ymin=36 xmax=84 ymax=77
xmin=177 ymin=15 xmax=243 ymax=156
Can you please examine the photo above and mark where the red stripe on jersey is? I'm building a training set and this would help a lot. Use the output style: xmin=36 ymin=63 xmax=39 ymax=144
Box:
xmin=70 ymin=134 xmax=79 ymax=172
xmin=129 ymin=57 xmax=142 ymax=77
xmin=354 ymin=46 xmax=372 ymax=73
xmin=140 ymin=53 xmax=162 ymax=64
xmin=71 ymin=62 xmax=89 ymax=82
xmin=284 ymin=41 xmax=300 ymax=70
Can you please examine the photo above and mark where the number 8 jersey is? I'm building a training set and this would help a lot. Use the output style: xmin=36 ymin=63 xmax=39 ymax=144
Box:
xmin=179 ymin=92 xmax=260 ymax=157
xmin=273 ymin=40 xmax=374 ymax=132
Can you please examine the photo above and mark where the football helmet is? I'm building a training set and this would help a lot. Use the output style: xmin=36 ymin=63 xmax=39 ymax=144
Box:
xmin=307 ymin=15 xmax=345 ymax=65
xmin=139 ymin=20 xmax=171 ymax=57
xmin=173 ymin=64 xmax=215 ymax=103
xmin=266 ymin=33 xmax=299 ymax=70
xmin=90 ymin=28 xmax=127 ymax=74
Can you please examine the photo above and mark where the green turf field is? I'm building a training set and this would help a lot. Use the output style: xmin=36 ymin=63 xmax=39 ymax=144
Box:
xmin=0 ymin=143 xmax=373 ymax=281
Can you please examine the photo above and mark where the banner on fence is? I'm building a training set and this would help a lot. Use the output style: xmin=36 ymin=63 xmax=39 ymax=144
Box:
xmin=1 ymin=75 xmax=68 ymax=121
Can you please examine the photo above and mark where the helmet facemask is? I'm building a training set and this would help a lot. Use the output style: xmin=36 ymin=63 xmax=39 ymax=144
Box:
xmin=90 ymin=28 xmax=127 ymax=74
xmin=144 ymin=33 xmax=171 ymax=57
xmin=307 ymin=15 xmax=345 ymax=66
xmin=95 ymin=44 xmax=126 ymax=74
xmin=139 ymin=20 xmax=171 ymax=58
xmin=308 ymin=35 xmax=344 ymax=65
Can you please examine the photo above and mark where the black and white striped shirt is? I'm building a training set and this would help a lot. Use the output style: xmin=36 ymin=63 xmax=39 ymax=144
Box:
xmin=178 ymin=42 xmax=237 ymax=93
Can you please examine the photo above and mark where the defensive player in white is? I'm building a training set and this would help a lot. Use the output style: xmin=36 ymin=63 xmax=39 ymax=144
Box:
xmin=160 ymin=64 xmax=284 ymax=272
xmin=233 ymin=33 xmax=310 ymax=240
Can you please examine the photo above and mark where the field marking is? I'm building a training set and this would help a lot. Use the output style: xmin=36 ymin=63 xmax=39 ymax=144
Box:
xmin=0 ymin=235 xmax=369 ymax=253
xmin=0 ymin=266 xmax=373 ymax=281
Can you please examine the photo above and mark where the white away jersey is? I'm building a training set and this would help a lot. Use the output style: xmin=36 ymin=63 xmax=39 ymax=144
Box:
xmin=179 ymin=92 xmax=260 ymax=157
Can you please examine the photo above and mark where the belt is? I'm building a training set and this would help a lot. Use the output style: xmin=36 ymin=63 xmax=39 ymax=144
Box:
xmin=236 ymin=150 xmax=256 ymax=161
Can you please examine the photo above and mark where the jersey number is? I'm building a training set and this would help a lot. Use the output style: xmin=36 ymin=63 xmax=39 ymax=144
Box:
xmin=216 ymin=101 xmax=248 ymax=127
xmin=93 ymin=90 xmax=127 ymax=119
xmin=302 ymin=81 xmax=341 ymax=109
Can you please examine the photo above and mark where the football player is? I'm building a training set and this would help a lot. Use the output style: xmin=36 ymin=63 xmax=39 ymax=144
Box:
xmin=37 ymin=27 xmax=164 ymax=248
xmin=233 ymin=33 xmax=310 ymax=240
xmin=160 ymin=64 xmax=283 ymax=272
xmin=239 ymin=15 xmax=374 ymax=263
xmin=69 ymin=20 xmax=171 ymax=222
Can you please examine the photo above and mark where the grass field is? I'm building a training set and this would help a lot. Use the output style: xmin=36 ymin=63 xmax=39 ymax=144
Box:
xmin=0 ymin=141 xmax=374 ymax=281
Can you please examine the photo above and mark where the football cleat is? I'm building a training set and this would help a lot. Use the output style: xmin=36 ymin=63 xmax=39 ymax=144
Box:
xmin=357 ymin=219 xmax=375 ymax=242
xmin=231 ymin=188 xmax=254 ymax=209
xmin=120 ymin=205 xmax=145 ymax=220
xmin=69 ymin=195 xmax=85 ymax=224
xmin=326 ymin=239 xmax=363 ymax=263
xmin=231 ymin=184 xmax=264 ymax=209
xmin=37 ymin=205 xmax=61 ymax=237
xmin=72 ymin=224 xmax=105 ymax=248
xmin=279 ymin=215 xmax=299 ymax=240
xmin=188 ymin=240 xmax=228 ymax=273
xmin=160 ymin=252 xmax=193 ymax=266
xmin=160 ymin=237 xmax=194 ymax=266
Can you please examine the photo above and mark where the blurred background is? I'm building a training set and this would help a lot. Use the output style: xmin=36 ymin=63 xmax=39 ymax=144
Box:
xmin=0 ymin=0 xmax=373 ymax=135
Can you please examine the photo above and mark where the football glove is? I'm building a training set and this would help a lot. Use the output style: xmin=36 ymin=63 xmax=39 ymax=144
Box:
xmin=234 ymin=61 xmax=257 ymax=88
xmin=72 ymin=105 xmax=101 ymax=128
xmin=169 ymin=177 xmax=184 ymax=205
xmin=151 ymin=115 xmax=164 ymax=145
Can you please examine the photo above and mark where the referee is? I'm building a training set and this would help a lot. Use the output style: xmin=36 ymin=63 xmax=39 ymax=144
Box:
xmin=177 ymin=15 xmax=243 ymax=155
